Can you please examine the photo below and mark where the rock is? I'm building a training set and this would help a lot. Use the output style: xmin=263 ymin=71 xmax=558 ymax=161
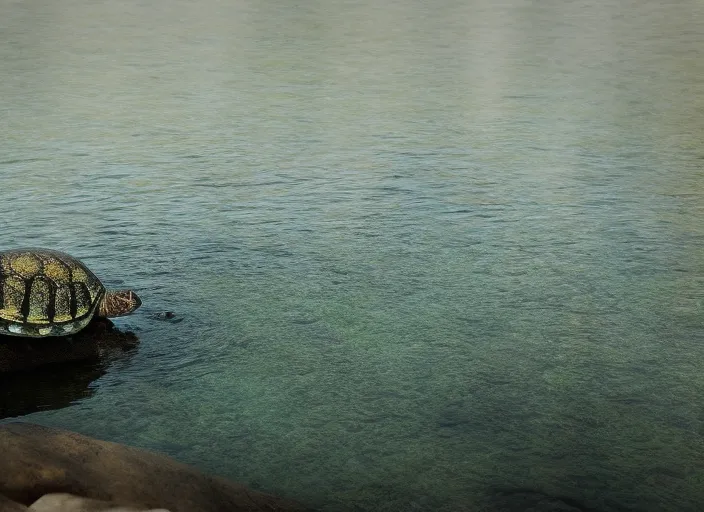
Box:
xmin=29 ymin=493 xmax=170 ymax=511
xmin=0 ymin=423 xmax=311 ymax=512
xmin=149 ymin=312 xmax=182 ymax=324
xmin=0 ymin=493 xmax=29 ymax=511
xmin=0 ymin=319 xmax=138 ymax=374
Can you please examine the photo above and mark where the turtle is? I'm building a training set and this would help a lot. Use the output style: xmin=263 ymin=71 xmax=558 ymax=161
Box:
xmin=0 ymin=248 xmax=142 ymax=338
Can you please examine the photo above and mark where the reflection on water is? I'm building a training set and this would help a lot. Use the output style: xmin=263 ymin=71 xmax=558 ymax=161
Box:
xmin=1 ymin=0 xmax=703 ymax=510
xmin=0 ymin=319 xmax=139 ymax=419
xmin=1 ymin=360 xmax=106 ymax=420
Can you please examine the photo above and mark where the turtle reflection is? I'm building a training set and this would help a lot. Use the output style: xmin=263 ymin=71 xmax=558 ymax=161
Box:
xmin=0 ymin=318 xmax=139 ymax=419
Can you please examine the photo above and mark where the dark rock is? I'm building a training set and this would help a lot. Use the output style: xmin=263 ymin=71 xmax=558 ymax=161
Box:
xmin=0 ymin=319 xmax=138 ymax=374
xmin=0 ymin=423 xmax=311 ymax=512
xmin=0 ymin=493 xmax=28 ymax=511
xmin=149 ymin=312 xmax=181 ymax=324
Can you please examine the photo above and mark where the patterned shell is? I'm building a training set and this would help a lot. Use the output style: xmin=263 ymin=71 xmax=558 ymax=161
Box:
xmin=0 ymin=249 xmax=105 ymax=337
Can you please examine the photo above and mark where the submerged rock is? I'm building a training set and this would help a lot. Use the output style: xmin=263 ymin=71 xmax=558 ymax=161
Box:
xmin=0 ymin=423 xmax=311 ymax=512
xmin=149 ymin=312 xmax=181 ymax=324
xmin=0 ymin=319 xmax=138 ymax=374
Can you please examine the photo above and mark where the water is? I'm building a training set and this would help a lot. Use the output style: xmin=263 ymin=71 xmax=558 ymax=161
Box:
xmin=1 ymin=0 xmax=703 ymax=510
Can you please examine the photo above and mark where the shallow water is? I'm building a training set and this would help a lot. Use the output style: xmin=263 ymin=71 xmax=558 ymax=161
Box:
xmin=1 ymin=0 xmax=703 ymax=510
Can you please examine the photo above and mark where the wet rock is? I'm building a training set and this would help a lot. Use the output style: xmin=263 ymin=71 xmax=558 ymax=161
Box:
xmin=0 ymin=319 xmax=138 ymax=374
xmin=0 ymin=423 xmax=311 ymax=512
xmin=149 ymin=312 xmax=181 ymax=324
xmin=28 ymin=493 xmax=169 ymax=511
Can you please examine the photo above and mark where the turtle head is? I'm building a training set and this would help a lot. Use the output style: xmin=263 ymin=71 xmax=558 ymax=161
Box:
xmin=98 ymin=290 xmax=142 ymax=318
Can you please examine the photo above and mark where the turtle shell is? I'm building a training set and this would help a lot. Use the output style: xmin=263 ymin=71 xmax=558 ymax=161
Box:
xmin=0 ymin=249 xmax=105 ymax=337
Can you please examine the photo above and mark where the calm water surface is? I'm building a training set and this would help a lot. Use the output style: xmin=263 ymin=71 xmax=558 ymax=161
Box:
xmin=1 ymin=0 xmax=703 ymax=510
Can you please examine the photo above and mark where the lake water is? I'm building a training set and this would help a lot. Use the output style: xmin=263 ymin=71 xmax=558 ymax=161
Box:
xmin=1 ymin=0 xmax=703 ymax=510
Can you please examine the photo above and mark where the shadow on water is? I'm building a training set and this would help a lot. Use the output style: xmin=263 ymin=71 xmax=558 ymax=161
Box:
xmin=0 ymin=319 xmax=139 ymax=420
xmin=0 ymin=359 xmax=107 ymax=420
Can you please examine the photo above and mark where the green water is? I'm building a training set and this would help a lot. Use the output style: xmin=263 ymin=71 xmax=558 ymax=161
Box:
xmin=1 ymin=0 xmax=703 ymax=510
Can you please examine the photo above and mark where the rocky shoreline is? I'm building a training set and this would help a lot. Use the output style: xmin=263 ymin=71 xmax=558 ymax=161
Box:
xmin=0 ymin=423 xmax=311 ymax=512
